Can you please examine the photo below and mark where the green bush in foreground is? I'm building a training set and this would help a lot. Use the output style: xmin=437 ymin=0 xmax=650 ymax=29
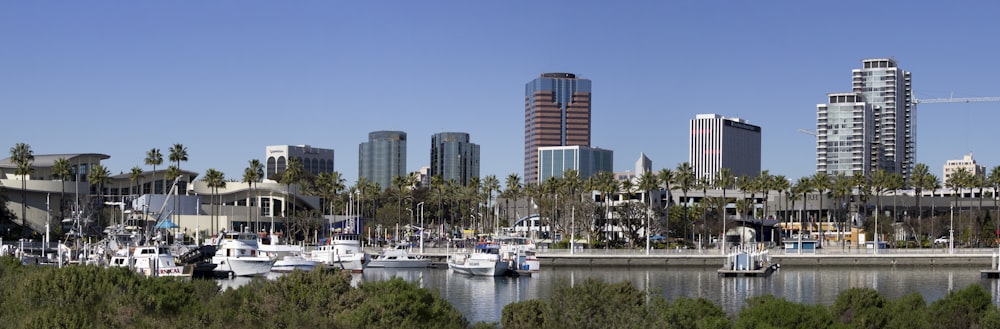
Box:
xmin=4 ymin=256 xmax=1000 ymax=329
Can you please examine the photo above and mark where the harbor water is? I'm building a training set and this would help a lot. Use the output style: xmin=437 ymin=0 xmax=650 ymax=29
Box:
xmin=219 ymin=265 xmax=1000 ymax=324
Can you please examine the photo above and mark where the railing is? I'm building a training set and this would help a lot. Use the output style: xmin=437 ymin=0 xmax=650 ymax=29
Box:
xmin=408 ymin=247 xmax=1000 ymax=257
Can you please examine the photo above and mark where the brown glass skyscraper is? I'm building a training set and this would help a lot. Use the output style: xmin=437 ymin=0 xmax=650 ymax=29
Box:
xmin=523 ymin=73 xmax=591 ymax=184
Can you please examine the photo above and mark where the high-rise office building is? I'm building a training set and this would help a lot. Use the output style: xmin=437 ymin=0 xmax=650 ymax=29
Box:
xmin=818 ymin=58 xmax=913 ymax=178
xmin=537 ymin=145 xmax=613 ymax=183
xmin=524 ymin=73 xmax=591 ymax=184
xmin=430 ymin=132 xmax=480 ymax=186
xmin=359 ymin=131 xmax=407 ymax=190
xmin=689 ymin=114 xmax=761 ymax=181
xmin=265 ymin=145 xmax=335 ymax=179
xmin=816 ymin=93 xmax=874 ymax=176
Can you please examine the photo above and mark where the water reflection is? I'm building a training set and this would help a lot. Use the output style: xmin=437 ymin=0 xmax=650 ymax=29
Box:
xmin=214 ymin=266 xmax=995 ymax=324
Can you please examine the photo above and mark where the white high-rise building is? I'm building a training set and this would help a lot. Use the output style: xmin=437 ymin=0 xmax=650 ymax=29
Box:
xmin=689 ymin=114 xmax=761 ymax=181
xmin=819 ymin=58 xmax=913 ymax=178
xmin=816 ymin=93 xmax=874 ymax=176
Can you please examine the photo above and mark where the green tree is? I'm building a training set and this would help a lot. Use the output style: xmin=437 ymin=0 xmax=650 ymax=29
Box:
xmin=657 ymin=168 xmax=675 ymax=238
xmin=280 ymin=157 xmax=305 ymax=231
xmin=503 ymin=173 xmax=522 ymax=227
xmin=735 ymin=295 xmax=835 ymax=329
xmin=714 ymin=168 xmax=734 ymax=247
xmin=51 ymin=157 xmax=72 ymax=226
xmin=812 ymin=172 xmax=832 ymax=225
xmin=927 ymin=284 xmax=992 ymax=329
xmin=909 ymin=163 xmax=938 ymax=242
xmin=544 ymin=279 xmax=648 ymax=329
xmin=201 ymin=169 xmax=226 ymax=233
xmin=145 ymin=148 xmax=163 ymax=194
xmin=638 ymin=171 xmax=659 ymax=251
xmin=87 ymin=164 xmax=111 ymax=229
xmin=674 ymin=162 xmax=695 ymax=242
xmin=242 ymin=159 xmax=264 ymax=228
xmin=9 ymin=143 xmax=34 ymax=237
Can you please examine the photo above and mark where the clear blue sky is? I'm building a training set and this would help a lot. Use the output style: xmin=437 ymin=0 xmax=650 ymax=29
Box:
xmin=3 ymin=1 xmax=999 ymax=185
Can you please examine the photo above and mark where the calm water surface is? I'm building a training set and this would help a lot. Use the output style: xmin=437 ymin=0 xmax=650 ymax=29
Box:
xmin=220 ymin=266 xmax=1000 ymax=324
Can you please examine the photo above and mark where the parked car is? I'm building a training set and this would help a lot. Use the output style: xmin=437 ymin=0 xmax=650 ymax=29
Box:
xmin=934 ymin=236 xmax=950 ymax=244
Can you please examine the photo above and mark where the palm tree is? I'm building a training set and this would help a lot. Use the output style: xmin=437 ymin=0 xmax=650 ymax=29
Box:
xmin=593 ymin=171 xmax=618 ymax=244
xmin=9 ymin=143 xmax=34 ymax=237
xmin=830 ymin=173 xmax=853 ymax=247
xmin=945 ymin=168 xmax=971 ymax=247
xmin=504 ymin=173 xmax=522 ymax=226
xmin=674 ymin=162 xmax=695 ymax=244
xmin=430 ymin=175 xmax=446 ymax=228
xmin=201 ymin=169 xmax=226 ymax=232
xmin=637 ymin=171 xmax=659 ymax=252
xmin=391 ymin=174 xmax=409 ymax=227
xmin=989 ymin=166 xmax=1000 ymax=246
xmin=713 ymin=168 xmax=733 ymax=249
xmin=482 ymin=174 xmax=501 ymax=231
xmin=168 ymin=143 xmax=188 ymax=193
xmin=793 ymin=176 xmax=813 ymax=238
xmin=164 ymin=165 xmax=183 ymax=230
xmin=87 ymin=164 xmax=111 ymax=229
xmin=245 ymin=159 xmax=264 ymax=225
xmin=811 ymin=172 xmax=831 ymax=236
xmin=145 ymin=148 xmax=163 ymax=194
xmin=909 ymin=163 xmax=937 ymax=243
xmin=129 ymin=166 xmax=143 ymax=197
xmin=129 ymin=166 xmax=143 ymax=227
xmin=312 ymin=171 xmax=345 ymax=221
xmin=696 ymin=175 xmax=711 ymax=247
xmin=281 ymin=157 xmax=305 ymax=222
xmin=657 ymin=168 xmax=674 ymax=239
xmin=51 ymin=157 xmax=72 ymax=224
xmin=773 ymin=175 xmax=790 ymax=223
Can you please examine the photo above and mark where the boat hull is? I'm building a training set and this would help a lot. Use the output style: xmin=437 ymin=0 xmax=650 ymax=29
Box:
xmin=369 ymin=258 xmax=431 ymax=268
xmin=449 ymin=259 xmax=509 ymax=276
xmin=271 ymin=256 xmax=320 ymax=273
xmin=213 ymin=256 xmax=275 ymax=276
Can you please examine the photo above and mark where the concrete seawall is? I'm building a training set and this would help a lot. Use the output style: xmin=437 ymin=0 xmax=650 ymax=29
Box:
xmin=536 ymin=253 xmax=996 ymax=267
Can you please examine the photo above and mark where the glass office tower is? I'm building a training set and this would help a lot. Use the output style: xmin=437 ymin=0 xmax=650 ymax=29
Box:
xmin=430 ymin=132 xmax=480 ymax=186
xmin=359 ymin=131 xmax=407 ymax=190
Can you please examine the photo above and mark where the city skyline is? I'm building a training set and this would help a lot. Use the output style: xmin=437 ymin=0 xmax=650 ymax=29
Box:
xmin=4 ymin=2 xmax=1000 ymax=184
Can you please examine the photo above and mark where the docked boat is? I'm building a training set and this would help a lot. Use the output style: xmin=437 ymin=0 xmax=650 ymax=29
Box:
xmin=210 ymin=231 xmax=274 ymax=277
xmin=368 ymin=244 xmax=430 ymax=268
xmin=109 ymin=245 xmax=190 ymax=278
xmin=496 ymin=236 xmax=540 ymax=274
xmin=308 ymin=233 xmax=370 ymax=273
xmin=258 ymin=233 xmax=319 ymax=273
xmin=718 ymin=244 xmax=778 ymax=277
xmin=449 ymin=242 xmax=510 ymax=277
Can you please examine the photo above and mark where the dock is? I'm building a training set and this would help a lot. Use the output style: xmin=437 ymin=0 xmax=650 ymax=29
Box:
xmin=718 ymin=264 xmax=778 ymax=277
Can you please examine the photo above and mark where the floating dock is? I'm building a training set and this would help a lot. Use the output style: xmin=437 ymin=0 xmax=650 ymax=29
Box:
xmin=718 ymin=244 xmax=778 ymax=277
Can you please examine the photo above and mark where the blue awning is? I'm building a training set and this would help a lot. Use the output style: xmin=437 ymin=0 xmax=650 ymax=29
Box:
xmin=155 ymin=220 xmax=179 ymax=229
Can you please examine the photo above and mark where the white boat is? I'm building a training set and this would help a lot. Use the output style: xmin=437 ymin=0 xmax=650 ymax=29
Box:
xmin=308 ymin=234 xmax=370 ymax=273
xmin=495 ymin=236 xmax=540 ymax=273
xmin=109 ymin=245 xmax=189 ymax=278
xmin=368 ymin=245 xmax=430 ymax=268
xmin=257 ymin=233 xmax=319 ymax=273
xmin=448 ymin=243 xmax=510 ymax=277
xmin=210 ymin=231 xmax=274 ymax=277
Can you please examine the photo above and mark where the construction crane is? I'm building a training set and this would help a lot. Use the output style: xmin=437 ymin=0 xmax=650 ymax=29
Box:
xmin=798 ymin=95 xmax=1000 ymax=135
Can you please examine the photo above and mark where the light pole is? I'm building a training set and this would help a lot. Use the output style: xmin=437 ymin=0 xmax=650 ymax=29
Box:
xmin=417 ymin=202 xmax=425 ymax=254
xmin=949 ymin=204 xmax=955 ymax=254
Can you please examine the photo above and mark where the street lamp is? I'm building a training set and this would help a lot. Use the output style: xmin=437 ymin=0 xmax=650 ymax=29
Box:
xmin=949 ymin=204 xmax=955 ymax=254
xmin=417 ymin=202 xmax=425 ymax=254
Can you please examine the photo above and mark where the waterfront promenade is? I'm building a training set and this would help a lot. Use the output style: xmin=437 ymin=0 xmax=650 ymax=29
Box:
xmin=411 ymin=247 xmax=1000 ymax=267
